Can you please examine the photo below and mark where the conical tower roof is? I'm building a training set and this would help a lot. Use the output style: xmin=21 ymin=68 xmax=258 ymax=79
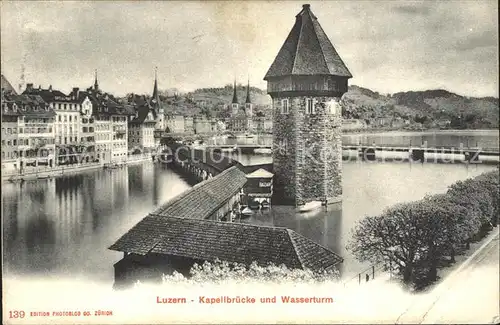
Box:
xmin=245 ymin=79 xmax=251 ymax=104
xmin=264 ymin=4 xmax=352 ymax=80
xmin=232 ymin=80 xmax=238 ymax=104
xmin=151 ymin=67 xmax=161 ymax=107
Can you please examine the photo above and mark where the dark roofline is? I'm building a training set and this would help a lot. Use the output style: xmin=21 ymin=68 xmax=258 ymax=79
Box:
xmin=152 ymin=166 xmax=246 ymax=216
xmin=108 ymin=214 xmax=343 ymax=270
xmin=286 ymin=228 xmax=343 ymax=264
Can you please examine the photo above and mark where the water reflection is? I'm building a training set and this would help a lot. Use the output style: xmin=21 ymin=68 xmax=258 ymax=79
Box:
xmin=240 ymin=161 xmax=496 ymax=279
xmin=2 ymin=155 xmax=498 ymax=283
xmin=2 ymin=162 xmax=191 ymax=281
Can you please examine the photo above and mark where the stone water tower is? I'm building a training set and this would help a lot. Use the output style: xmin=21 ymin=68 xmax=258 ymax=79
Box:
xmin=264 ymin=4 xmax=352 ymax=207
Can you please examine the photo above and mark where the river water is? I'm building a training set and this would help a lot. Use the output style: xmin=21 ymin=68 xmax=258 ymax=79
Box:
xmin=2 ymin=131 xmax=499 ymax=284
xmin=213 ymin=129 xmax=499 ymax=150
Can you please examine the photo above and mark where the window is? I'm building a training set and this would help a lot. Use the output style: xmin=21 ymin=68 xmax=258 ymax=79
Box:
xmin=306 ymin=98 xmax=315 ymax=114
xmin=281 ymin=99 xmax=289 ymax=114
xmin=13 ymin=139 xmax=17 ymax=146
xmin=64 ymin=103 xmax=67 ymax=110
xmin=64 ymin=116 xmax=67 ymax=122
xmin=69 ymin=116 xmax=72 ymax=122
xmin=7 ymin=128 xmax=12 ymax=134
xmin=58 ymin=115 xmax=61 ymax=122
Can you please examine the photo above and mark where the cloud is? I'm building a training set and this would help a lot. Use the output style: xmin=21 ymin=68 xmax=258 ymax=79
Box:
xmin=1 ymin=1 xmax=498 ymax=98
xmin=454 ymin=30 xmax=498 ymax=51
xmin=393 ymin=4 xmax=431 ymax=15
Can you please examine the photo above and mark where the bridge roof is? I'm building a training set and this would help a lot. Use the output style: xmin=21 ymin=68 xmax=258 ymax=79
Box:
xmin=246 ymin=168 xmax=274 ymax=179
xmin=109 ymin=215 xmax=342 ymax=272
xmin=169 ymin=142 xmax=238 ymax=172
xmin=151 ymin=166 xmax=247 ymax=219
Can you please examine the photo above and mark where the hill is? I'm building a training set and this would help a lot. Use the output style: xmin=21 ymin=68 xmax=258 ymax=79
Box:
xmin=342 ymin=86 xmax=499 ymax=129
xmin=126 ymin=83 xmax=498 ymax=129
xmin=153 ymin=84 xmax=272 ymax=118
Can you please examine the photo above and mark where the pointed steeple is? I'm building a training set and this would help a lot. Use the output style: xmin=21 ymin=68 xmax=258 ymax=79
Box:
xmin=151 ymin=67 xmax=161 ymax=106
xmin=94 ymin=69 xmax=99 ymax=91
xmin=232 ymin=80 xmax=238 ymax=104
xmin=245 ymin=78 xmax=251 ymax=104
xmin=264 ymin=4 xmax=352 ymax=80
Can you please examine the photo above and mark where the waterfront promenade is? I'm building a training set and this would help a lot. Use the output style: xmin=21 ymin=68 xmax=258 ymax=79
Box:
xmin=1 ymin=153 xmax=154 ymax=182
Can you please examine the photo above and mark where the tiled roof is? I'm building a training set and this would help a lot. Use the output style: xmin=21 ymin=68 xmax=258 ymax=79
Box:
xmin=23 ymin=87 xmax=70 ymax=102
xmin=109 ymin=215 xmax=343 ymax=272
xmin=1 ymin=74 xmax=17 ymax=94
xmin=152 ymin=166 xmax=247 ymax=218
xmin=129 ymin=98 xmax=158 ymax=124
xmin=264 ymin=4 xmax=352 ymax=79
xmin=1 ymin=93 xmax=55 ymax=117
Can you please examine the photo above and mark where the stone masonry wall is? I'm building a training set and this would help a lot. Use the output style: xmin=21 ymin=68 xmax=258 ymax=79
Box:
xmin=272 ymin=95 xmax=342 ymax=206
xmin=272 ymin=97 xmax=296 ymax=204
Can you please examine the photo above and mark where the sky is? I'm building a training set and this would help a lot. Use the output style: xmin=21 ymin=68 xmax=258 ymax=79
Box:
xmin=1 ymin=1 xmax=498 ymax=98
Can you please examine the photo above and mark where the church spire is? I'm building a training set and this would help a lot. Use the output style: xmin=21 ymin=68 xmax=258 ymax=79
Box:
xmin=245 ymin=78 xmax=251 ymax=104
xmin=151 ymin=67 xmax=161 ymax=107
xmin=232 ymin=79 xmax=238 ymax=104
xmin=94 ymin=69 xmax=99 ymax=91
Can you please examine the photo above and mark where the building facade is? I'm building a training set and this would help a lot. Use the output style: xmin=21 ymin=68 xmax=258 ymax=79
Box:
xmin=1 ymin=91 xmax=56 ymax=170
xmin=165 ymin=114 xmax=185 ymax=134
xmin=128 ymin=96 xmax=158 ymax=152
xmin=226 ymin=80 xmax=255 ymax=134
xmin=264 ymin=4 xmax=352 ymax=207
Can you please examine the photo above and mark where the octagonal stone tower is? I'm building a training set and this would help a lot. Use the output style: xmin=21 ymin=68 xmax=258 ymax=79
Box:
xmin=264 ymin=4 xmax=352 ymax=207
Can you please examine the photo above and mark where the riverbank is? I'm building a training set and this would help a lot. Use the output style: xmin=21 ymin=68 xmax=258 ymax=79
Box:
xmin=341 ymin=128 xmax=500 ymax=135
xmin=1 ymin=153 xmax=155 ymax=182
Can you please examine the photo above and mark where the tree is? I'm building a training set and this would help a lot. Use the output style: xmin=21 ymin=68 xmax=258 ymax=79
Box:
xmin=423 ymin=193 xmax=476 ymax=263
xmin=348 ymin=202 xmax=430 ymax=284
xmin=160 ymin=260 xmax=339 ymax=285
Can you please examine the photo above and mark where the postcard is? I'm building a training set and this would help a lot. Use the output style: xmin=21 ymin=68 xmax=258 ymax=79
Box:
xmin=2 ymin=1 xmax=499 ymax=324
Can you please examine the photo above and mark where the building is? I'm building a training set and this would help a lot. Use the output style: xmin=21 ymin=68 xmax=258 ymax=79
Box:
xmin=128 ymin=95 xmax=158 ymax=152
xmin=184 ymin=116 xmax=194 ymax=134
xmin=111 ymin=215 xmax=342 ymax=288
xmin=109 ymin=166 xmax=342 ymax=288
xmin=193 ymin=115 xmax=215 ymax=134
xmin=22 ymin=83 xmax=97 ymax=165
xmin=1 ymin=91 xmax=56 ymax=170
xmin=243 ymin=168 xmax=274 ymax=208
xmin=149 ymin=69 xmax=166 ymax=146
xmin=226 ymin=80 xmax=255 ymax=134
xmin=264 ymin=4 xmax=352 ymax=207
xmin=86 ymin=73 xmax=135 ymax=163
xmin=165 ymin=114 xmax=185 ymax=134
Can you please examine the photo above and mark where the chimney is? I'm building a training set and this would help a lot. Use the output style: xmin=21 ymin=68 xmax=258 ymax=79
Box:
xmin=38 ymin=85 xmax=42 ymax=90
xmin=26 ymin=83 xmax=33 ymax=92
xmin=49 ymin=85 xmax=53 ymax=92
